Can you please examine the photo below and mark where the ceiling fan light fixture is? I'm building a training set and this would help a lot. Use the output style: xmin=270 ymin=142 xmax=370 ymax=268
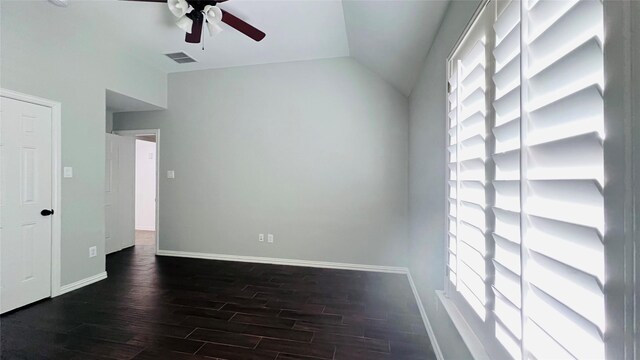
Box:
xmin=168 ymin=0 xmax=191 ymax=18
xmin=203 ymin=5 xmax=224 ymax=36
xmin=205 ymin=20 xmax=224 ymax=37
xmin=175 ymin=15 xmax=193 ymax=34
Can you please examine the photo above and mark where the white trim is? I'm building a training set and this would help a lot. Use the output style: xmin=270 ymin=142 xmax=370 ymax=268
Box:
xmin=156 ymin=250 xmax=408 ymax=273
xmin=446 ymin=0 xmax=491 ymax=61
xmin=0 ymin=89 xmax=63 ymax=298
xmin=113 ymin=129 xmax=160 ymax=255
xmin=602 ymin=1 xmax=637 ymax=359
xmin=436 ymin=291 xmax=490 ymax=360
xmin=135 ymin=226 xmax=156 ymax=232
xmin=56 ymin=272 xmax=107 ymax=296
xmin=406 ymin=272 xmax=443 ymax=360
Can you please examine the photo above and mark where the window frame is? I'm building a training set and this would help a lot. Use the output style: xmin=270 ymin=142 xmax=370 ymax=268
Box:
xmin=441 ymin=0 xmax=633 ymax=358
xmin=444 ymin=1 xmax=508 ymax=358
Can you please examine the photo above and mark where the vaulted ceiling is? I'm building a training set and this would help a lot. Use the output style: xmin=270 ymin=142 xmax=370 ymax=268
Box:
xmin=10 ymin=0 xmax=451 ymax=96
xmin=343 ymin=0 xmax=450 ymax=96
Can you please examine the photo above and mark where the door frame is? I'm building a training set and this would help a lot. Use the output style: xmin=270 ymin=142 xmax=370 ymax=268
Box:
xmin=1 ymin=88 xmax=63 ymax=297
xmin=113 ymin=129 xmax=160 ymax=255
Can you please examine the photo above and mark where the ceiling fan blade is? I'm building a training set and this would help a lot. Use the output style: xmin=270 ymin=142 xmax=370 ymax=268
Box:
xmin=185 ymin=14 xmax=204 ymax=43
xmin=221 ymin=10 xmax=266 ymax=42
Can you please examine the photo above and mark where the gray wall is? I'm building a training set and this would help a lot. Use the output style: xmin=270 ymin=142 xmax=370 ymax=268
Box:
xmin=631 ymin=1 xmax=640 ymax=357
xmin=1 ymin=1 xmax=167 ymax=286
xmin=115 ymin=57 xmax=410 ymax=267
xmin=106 ymin=111 xmax=114 ymax=133
xmin=408 ymin=0 xmax=481 ymax=358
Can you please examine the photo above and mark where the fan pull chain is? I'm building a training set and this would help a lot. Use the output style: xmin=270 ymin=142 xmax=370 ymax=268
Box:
xmin=201 ymin=12 xmax=206 ymax=51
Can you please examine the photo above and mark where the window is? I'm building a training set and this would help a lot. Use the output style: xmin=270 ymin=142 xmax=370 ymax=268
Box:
xmin=446 ymin=0 xmax=605 ymax=358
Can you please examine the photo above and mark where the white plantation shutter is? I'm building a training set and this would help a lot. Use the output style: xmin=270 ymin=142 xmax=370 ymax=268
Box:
xmin=457 ymin=37 xmax=488 ymax=320
xmin=447 ymin=20 xmax=489 ymax=321
xmin=445 ymin=0 xmax=605 ymax=358
xmin=522 ymin=0 xmax=605 ymax=358
xmin=492 ymin=0 xmax=522 ymax=357
xmin=447 ymin=68 xmax=459 ymax=289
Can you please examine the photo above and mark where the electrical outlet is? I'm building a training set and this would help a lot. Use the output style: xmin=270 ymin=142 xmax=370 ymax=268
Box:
xmin=258 ymin=234 xmax=265 ymax=242
xmin=89 ymin=246 xmax=97 ymax=258
xmin=267 ymin=234 xmax=274 ymax=243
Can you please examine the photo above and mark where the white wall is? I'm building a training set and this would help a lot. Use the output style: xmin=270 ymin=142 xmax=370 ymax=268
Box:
xmin=1 ymin=1 xmax=167 ymax=286
xmin=115 ymin=57 xmax=410 ymax=267
xmin=407 ymin=0 xmax=481 ymax=359
xmin=135 ymin=139 xmax=156 ymax=231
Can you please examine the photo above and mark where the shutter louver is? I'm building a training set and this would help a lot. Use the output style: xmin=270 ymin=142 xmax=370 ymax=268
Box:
xmin=492 ymin=1 xmax=522 ymax=358
xmin=447 ymin=70 xmax=459 ymax=288
xmin=522 ymin=0 xmax=605 ymax=359
xmin=457 ymin=37 xmax=488 ymax=320
xmin=447 ymin=27 xmax=489 ymax=320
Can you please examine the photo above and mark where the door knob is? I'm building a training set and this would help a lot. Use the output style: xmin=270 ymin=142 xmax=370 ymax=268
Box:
xmin=41 ymin=209 xmax=54 ymax=216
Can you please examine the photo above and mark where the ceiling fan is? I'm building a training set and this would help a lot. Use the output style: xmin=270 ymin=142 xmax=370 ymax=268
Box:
xmin=121 ymin=0 xmax=266 ymax=44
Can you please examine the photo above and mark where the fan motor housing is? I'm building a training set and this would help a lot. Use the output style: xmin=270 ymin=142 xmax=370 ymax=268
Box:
xmin=187 ymin=0 xmax=221 ymax=12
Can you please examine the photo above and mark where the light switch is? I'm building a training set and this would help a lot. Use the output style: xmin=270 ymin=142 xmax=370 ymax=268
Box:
xmin=148 ymin=152 xmax=154 ymax=160
xmin=63 ymin=167 xmax=73 ymax=178
xmin=167 ymin=170 xmax=175 ymax=179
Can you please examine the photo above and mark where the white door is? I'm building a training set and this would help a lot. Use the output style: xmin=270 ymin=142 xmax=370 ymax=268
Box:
xmin=105 ymin=134 xmax=118 ymax=254
xmin=105 ymin=134 xmax=134 ymax=254
xmin=0 ymin=96 xmax=53 ymax=313
xmin=117 ymin=136 xmax=135 ymax=249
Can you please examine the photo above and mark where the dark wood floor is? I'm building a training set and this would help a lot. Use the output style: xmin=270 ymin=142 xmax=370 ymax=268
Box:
xmin=0 ymin=244 xmax=435 ymax=359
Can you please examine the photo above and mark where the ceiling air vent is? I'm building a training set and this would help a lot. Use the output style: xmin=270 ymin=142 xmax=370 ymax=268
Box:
xmin=165 ymin=52 xmax=196 ymax=64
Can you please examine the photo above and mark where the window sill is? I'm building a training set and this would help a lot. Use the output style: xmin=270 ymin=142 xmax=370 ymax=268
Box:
xmin=436 ymin=290 xmax=490 ymax=360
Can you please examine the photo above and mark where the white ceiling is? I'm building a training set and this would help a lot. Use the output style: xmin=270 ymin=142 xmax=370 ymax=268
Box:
xmin=343 ymin=0 xmax=451 ymax=96
xmin=16 ymin=0 xmax=451 ymax=96
xmin=98 ymin=0 xmax=351 ymax=73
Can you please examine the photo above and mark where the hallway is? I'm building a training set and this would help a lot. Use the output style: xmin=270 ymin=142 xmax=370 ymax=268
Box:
xmin=135 ymin=230 xmax=155 ymax=246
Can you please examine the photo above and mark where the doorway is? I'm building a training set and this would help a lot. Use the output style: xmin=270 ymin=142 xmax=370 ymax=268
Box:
xmin=134 ymin=135 xmax=157 ymax=248
xmin=114 ymin=129 xmax=160 ymax=254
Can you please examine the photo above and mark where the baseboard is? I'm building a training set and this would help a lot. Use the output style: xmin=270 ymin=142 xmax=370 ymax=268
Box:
xmin=156 ymin=250 xmax=408 ymax=274
xmin=135 ymin=226 xmax=155 ymax=231
xmin=406 ymin=271 xmax=444 ymax=360
xmin=54 ymin=271 xmax=107 ymax=296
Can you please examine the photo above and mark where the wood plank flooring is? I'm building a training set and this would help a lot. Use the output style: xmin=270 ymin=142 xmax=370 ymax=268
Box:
xmin=0 ymin=244 xmax=435 ymax=359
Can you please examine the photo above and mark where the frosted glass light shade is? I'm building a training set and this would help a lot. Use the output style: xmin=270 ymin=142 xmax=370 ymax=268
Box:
xmin=176 ymin=15 xmax=193 ymax=34
xmin=168 ymin=0 xmax=191 ymax=18
xmin=203 ymin=5 xmax=224 ymax=36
